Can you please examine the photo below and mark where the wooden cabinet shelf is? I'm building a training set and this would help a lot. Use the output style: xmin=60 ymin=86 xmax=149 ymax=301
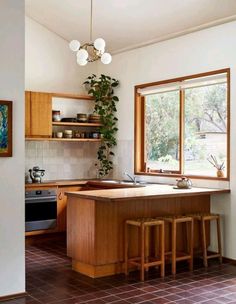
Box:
xmin=52 ymin=122 xmax=102 ymax=127
xmin=25 ymin=137 xmax=101 ymax=142
xmin=25 ymin=91 xmax=100 ymax=144
xmin=52 ymin=93 xmax=93 ymax=100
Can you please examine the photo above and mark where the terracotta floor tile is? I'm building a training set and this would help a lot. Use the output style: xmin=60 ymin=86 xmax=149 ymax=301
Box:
xmin=4 ymin=238 xmax=236 ymax=304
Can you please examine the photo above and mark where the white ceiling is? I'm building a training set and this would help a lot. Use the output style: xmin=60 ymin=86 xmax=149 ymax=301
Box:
xmin=25 ymin=0 xmax=236 ymax=54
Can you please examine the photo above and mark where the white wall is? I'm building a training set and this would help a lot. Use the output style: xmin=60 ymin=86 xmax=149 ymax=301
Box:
xmin=25 ymin=16 xmax=94 ymax=94
xmin=25 ymin=18 xmax=99 ymax=182
xmin=0 ymin=0 xmax=25 ymax=298
xmin=97 ymin=21 xmax=236 ymax=259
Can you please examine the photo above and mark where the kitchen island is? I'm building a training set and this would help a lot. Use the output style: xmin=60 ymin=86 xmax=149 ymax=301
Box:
xmin=66 ymin=184 xmax=229 ymax=278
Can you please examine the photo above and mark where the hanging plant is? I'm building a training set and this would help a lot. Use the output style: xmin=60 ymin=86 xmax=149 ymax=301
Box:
xmin=84 ymin=74 xmax=119 ymax=177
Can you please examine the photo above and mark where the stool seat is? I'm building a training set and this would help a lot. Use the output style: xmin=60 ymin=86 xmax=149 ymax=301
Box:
xmin=187 ymin=213 xmax=219 ymax=220
xmin=125 ymin=217 xmax=165 ymax=281
xmin=126 ymin=218 xmax=165 ymax=226
xmin=163 ymin=215 xmax=193 ymax=222
xmin=163 ymin=215 xmax=194 ymax=275
xmin=185 ymin=212 xmax=222 ymax=267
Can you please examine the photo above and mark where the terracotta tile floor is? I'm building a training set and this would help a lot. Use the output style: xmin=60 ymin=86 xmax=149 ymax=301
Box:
xmin=3 ymin=239 xmax=236 ymax=304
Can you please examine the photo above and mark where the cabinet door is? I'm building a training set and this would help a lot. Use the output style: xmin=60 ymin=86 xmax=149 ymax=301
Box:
xmin=30 ymin=92 xmax=52 ymax=137
xmin=57 ymin=186 xmax=82 ymax=232
xmin=25 ymin=91 xmax=31 ymax=137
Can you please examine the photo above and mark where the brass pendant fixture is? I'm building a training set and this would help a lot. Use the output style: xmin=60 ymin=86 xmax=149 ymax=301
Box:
xmin=69 ymin=0 xmax=112 ymax=66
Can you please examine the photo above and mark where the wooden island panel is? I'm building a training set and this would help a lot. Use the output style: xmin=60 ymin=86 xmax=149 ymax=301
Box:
xmin=67 ymin=194 xmax=211 ymax=278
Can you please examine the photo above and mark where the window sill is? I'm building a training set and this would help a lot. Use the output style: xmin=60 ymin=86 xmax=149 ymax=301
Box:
xmin=135 ymin=171 xmax=229 ymax=181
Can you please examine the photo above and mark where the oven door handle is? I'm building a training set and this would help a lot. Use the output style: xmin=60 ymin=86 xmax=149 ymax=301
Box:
xmin=25 ymin=196 xmax=57 ymax=203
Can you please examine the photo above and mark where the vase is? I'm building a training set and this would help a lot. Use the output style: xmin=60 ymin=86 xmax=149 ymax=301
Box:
xmin=217 ymin=169 xmax=224 ymax=178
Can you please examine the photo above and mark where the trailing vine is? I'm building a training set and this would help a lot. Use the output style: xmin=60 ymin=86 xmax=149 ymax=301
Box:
xmin=84 ymin=74 xmax=119 ymax=177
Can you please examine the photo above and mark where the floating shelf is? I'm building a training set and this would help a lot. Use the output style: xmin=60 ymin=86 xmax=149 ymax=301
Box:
xmin=52 ymin=122 xmax=102 ymax=127
xmin=25 ymin=137 xmax=101 ymax=142
xmin=51 ymin=93 xmax=93 ymax=100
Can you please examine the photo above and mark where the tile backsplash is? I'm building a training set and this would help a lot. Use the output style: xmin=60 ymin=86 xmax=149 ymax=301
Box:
xmin=25 ymin=141 xmax=100 ymax=182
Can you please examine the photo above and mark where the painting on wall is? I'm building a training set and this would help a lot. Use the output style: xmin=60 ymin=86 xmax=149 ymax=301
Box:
xmin=0 ymin=100 xmax=12 ymax=157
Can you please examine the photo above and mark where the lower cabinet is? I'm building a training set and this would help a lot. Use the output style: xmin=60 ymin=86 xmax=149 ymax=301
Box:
xmin=57 ymin=186 xmax=82 ymax=232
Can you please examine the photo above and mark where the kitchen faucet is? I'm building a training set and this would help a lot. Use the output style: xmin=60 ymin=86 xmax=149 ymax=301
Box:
xmin=124 ymin=172 xmax=137 ymax=184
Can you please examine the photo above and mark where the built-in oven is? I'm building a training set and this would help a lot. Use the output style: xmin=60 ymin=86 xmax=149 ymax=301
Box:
xmin=25 ymin=189 xmax=57 ymax=232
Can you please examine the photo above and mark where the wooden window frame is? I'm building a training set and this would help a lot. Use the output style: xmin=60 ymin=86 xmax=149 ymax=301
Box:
xmin=134 ymin=68 xmax=230 ymax=181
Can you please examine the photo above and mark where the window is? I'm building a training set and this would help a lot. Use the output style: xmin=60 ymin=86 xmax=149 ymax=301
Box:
xmin=135 ymin=69 xmax=230 ymax=179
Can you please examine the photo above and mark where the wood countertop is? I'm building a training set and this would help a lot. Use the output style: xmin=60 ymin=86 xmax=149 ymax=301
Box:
xmin=66 ymin=184 xmax=230 ymax=202
xmin=25 ymin=179 xmax=89 ymax=188
xmin=25 ymin=179 xmax=143 ymax=189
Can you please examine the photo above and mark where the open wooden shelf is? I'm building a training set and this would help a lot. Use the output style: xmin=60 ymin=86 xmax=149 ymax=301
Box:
xmin=25 ymin=137 xmax=101 ymax=142
xmin=52 ymin=122 xmax=102 ymax=127
xmin=52 ymin=93 xmax=93 ymax=100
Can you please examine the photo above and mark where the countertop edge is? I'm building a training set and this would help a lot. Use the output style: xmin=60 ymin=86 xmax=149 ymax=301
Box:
xmin=25 ymin=180 xmax=90 ymax=188
xmin=66 ymin=188 xmax=230 ymax=202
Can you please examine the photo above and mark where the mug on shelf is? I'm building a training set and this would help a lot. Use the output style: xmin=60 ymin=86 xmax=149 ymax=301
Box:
xmin=52 ymin=110 xmax=61 ymax=122
xmin=56 ymin=132 xmax=63 ymax=138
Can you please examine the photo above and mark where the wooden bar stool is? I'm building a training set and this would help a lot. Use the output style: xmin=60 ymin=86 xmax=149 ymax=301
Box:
xmin=163 ymin=215 xmax=194 ymax=275
xmin=191 ymin=213 xmax=222 ymax=267
xmin=124 ymin=218 xmax=165 ymax=281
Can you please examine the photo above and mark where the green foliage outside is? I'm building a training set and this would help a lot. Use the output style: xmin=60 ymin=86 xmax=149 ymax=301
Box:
xmin=146 ymin=83 xmax=227 ymax=173
xmin=146 ymin=90 xmax=179 ymax=170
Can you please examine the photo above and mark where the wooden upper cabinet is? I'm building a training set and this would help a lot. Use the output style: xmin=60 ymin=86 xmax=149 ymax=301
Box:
xmin=25 ymin=91 xmax=52 ymax=137
xmin=25 ymin=91 xmax=31 ymax=137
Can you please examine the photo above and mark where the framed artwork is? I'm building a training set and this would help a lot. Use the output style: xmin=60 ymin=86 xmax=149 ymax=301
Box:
xmin=0 ymin=100 xmax=12 ymax=157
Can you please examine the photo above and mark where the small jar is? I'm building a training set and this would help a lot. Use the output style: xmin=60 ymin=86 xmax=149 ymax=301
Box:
xmin=74 ymin=132 xmax=81 ymax=138
xmin=92 ymin=132 xmax=100 ymax=139
xmin=56 ymin=132 xmax=63 ymax=138
xmin=52 ymin=110 xmax=61 ymax=122
xmin=64 ymin=130 xmax=73 ymax=138
xmin=217 ymin=169 xmax=224 ymax=178
xmin=64 ymin=130 xmax=72 ymax=134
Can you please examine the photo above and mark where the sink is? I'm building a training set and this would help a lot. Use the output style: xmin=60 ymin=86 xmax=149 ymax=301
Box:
xmin=100 ymin=180 xmax=120 ymax=183
xmin=121 ymin=180 xmax=148 ymax=185
xmin=94 ymin=179 xmax=147 ymax=187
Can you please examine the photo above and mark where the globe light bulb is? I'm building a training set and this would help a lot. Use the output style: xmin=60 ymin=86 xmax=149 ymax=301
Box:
xmin=77 ymin=49 xmax=89 ymax=61
xmin=101 ymin=52 xmax=112 ymax=64
xmin=77 ymin=57 xmax=88 ymax=66
xmin=94 ymin=38 xmax=106 ymax=51
xmin=69 ymin=40 xmax=80 ymax=52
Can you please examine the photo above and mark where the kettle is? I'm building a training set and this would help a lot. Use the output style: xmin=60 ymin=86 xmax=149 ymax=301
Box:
xmin=176 ymin=177 xmax=192 ymax=189
xmin=29 ymin=166 xmax=45 ymax=183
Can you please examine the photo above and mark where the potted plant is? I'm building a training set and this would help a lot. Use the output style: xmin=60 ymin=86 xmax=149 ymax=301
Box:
xmin=84 ymin=74 xmax=119 ymax=177
xmin=207 ymin=154 xmax=225 ymax=178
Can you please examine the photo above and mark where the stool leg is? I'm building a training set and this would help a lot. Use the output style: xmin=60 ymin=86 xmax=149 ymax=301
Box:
xmin=216 ymin=216 xmax=223 ymax=264
xmin=140 ymin=223 xmax=145 ymax=281
xmin=172 ymin=220 xmax=177 ymax=275
xmin=155 ymin=225 xmax=159 ymax=258
xmin=201 ymin=219 xmax=208 ymax=267
xmin=160 ymin=223 xmax=165 ymax=277
xmin=124 ymin=223 xmax=129 ymax=276
xmin=145 ymin=226 xmax=150 ymax=272
xmin=189 ymin=219 xmax=194 ymax=271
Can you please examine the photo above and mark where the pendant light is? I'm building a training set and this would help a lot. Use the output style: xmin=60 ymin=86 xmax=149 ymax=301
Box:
xmin=69 ymin=0 xmax=112 ymax=66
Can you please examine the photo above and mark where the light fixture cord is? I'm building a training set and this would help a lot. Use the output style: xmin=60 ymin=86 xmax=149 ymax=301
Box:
xmin=90 ymin=0 xmax=93 ymax=42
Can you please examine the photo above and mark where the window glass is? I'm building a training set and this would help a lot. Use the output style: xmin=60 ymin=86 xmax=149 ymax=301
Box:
xmin=137 ymin=70 xmax=229 ymax=179
xmin=145 ymin=91 xmax=180 ymax=172
xmin=184 ymin=83 xmax=227 ymax=176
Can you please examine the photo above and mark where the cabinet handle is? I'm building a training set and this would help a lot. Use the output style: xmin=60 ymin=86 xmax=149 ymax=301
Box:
xmin=58 ymin=192 xmax=63 ymax=200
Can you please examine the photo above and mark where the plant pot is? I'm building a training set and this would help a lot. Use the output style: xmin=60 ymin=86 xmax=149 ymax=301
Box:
xmin=217 ymin=169 xmax=224 ymax=178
